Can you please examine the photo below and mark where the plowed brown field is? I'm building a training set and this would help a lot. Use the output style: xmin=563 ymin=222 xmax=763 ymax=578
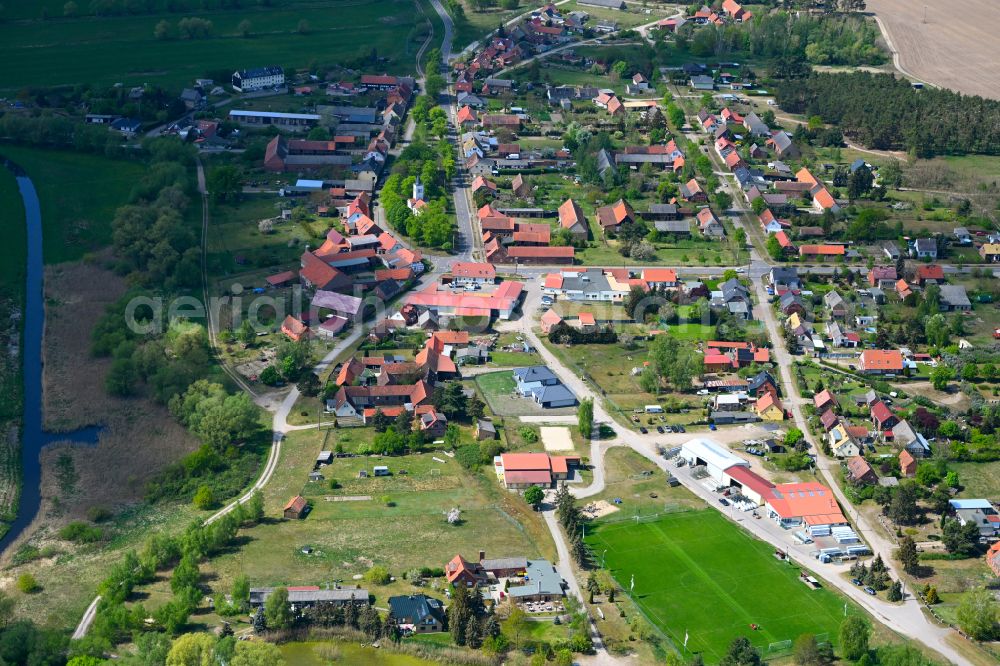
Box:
xmin=868 ymin=0 xmax=1000 ymax=100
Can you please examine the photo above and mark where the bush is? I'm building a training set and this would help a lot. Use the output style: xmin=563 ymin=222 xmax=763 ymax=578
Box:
xmin=193 ymin=484 xmax=216 ymax=510
xmin=87 ymin=506 xmax=112 ymax=523
xmin=455 ymin=444 xmax=481 ymax=469
xmin=17 ymin=573 xmax=40 ymax=594
xmin=58 ymin=521 xmax=104 ymax=543
xmin=518 ymin=427 xmax=539 ymax=443
xmin=364 ymin=566 xmax=391 ymax=585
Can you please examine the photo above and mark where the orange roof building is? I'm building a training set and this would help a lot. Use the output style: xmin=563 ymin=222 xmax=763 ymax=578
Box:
xmin=456 ymin=105 xmax=477 ymax=125
xmin=596 ymin=199 xmax=635 ymax=231
xmin=764 ymin=481 xmax=847 ymax=530
xmin=755 ymin=392 xmax=785 ymax=421
xmin=540 ymin=308 xmax=563 ymax=334
xmin=642 ymin=268 xmax=678 ymax=286
xmin=916 ymin=264 xmax=945 ymax=285
xmin=813 ymin=389 xmax=837 ymax=412
xmin=558 ymin=198 xmax=588 ymax=237
xmin=812 ymin=187 xmax=839 ymax=213
xmin=986 ymin=542 xmax=1000 ymax=577
xmin=281 ymin=315 xmax=309 ymax=342
xmin=495 ymin=452 xmax=580 ymax=488
xmin=451 ymin=261 xmax=496 ymax=282
xmin=283 ymin=495 xmax=308 ymax=519
xmin=899 ymin=449 xmax=917 ymax=478
xmin=858 ymin=349 xmax=904 ymax=374
xmin=798 ymin=244 xmax=845 ymax=258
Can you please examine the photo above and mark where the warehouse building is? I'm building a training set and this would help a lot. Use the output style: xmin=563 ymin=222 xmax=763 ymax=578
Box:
xmin=680 ymin=439 xmax=749 ymax=484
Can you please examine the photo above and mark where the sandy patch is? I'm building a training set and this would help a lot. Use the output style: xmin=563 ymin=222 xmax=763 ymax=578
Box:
xmin=581 ymin=500 xmax=619 ymax=519
xmin=540 ymin=426 xmax=574 ymax=452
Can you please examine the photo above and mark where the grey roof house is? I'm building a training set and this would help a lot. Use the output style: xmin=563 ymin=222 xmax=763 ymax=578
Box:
xmin=939 ymin=285 xmax=971 ymax=311
xmin=388 ymin=594 xmax=445 ymax=633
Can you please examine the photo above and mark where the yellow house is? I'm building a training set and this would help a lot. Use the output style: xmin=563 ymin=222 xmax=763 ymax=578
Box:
xmin=755 ymin=392 xmax=785 ymax=421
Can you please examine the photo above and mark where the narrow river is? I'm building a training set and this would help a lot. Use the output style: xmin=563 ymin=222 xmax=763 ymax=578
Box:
xmin=0 ymin=161 xmax=100 ymax=554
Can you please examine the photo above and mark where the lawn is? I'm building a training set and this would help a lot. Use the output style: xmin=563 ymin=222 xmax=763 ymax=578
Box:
xmin=198 ymin=429 xmax=556 ymax=610
xmin=949 ymin=461 xmax=1000 ymax=499
xmin=585 ymin=510 xmax=853 ymax=662
xmin=585 ymin=448 xmax=704 ymax=521
xmin=476 ymin=370 xmax=575 ymax=417
xmin=559 ymin=1 xmax=672 ymax=30
xmin=539 ymin=338 xmax=705 ymax=420
xmin=0 ymin=145 xmax=148 ymax=263
xmin=0 ymin=0 xmax=427 ymax=93
xmin=487 ymin=332 xmax=542 ymax=368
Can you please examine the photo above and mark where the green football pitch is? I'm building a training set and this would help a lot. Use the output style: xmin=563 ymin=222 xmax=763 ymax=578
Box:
xmin=585 ymin=510 xmax=850 ymax=662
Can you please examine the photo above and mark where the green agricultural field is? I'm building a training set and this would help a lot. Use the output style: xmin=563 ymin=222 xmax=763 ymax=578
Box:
xmin=0 ymin=0 xmax=427 ymax=93
xmin=585 ymin=510 xmax=852 ymax=663
xmin=0 ymin=145 xmax=148 ymax=263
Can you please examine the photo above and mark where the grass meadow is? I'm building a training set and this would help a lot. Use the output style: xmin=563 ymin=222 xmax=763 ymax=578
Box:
xmin=0 ymin=0 xmax=426 ymax=93
xmin=0 ymin=165 xmax=26 ymax=295
xmin=0 ymin=145 xmax=147 ymax=264
xmin=190 ymin=428 xmax=555 ymax=615
xmin=585 ymin=510 xmax=852 ymax=662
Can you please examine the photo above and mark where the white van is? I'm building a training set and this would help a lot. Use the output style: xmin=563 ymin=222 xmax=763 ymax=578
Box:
xmin=644 ymin=405 xmax=664 ymax=414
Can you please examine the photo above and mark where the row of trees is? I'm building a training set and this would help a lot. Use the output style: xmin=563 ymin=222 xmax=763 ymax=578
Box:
xmin=76 ymin=493 xmax=264 ymax=657
xmin=0 ymin=114 xmax=140 ymax=157
xmin=554 ymin=485 xmax=591 ymax=571
xmin=99 ymin=138 xmax=271 ymax=506
xmin=253 ymin=589 xmax=398 ymax=645
xmin=153 ymin=16 xmax=214 ymax=39
xmin=774 ymin=72 xmax=1000 ymax=157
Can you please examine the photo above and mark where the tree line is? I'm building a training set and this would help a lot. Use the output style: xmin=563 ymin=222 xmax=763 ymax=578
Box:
xmin=774 ymin=72 xmax=1000 ymax=157
xmin=86 ymin=139 xmax=266 ymax=505
xmin=73 ymin=493 xmax=265 ymax=659
xmin=677 ymin=12 xmax=884 ymax=67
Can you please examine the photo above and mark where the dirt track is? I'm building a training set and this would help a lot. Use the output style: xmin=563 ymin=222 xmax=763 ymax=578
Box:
xmin=868 ymin=0 xmax=1000 ymax=100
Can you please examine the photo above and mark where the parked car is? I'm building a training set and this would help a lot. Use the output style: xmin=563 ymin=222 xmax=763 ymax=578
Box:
xmin=864 ymin=587 xmax=876 ymax=596
xmin=676 ymin=425 xmax=686 ymax=433
xmin=718 ymin=498 xmax=730 ymax=506
xmin=639 ymin=427 xmax=648 ymax=434
xmin=851 ymin=578 xmax=862 ymax=586
xmin=656 ymin=426 xmax=665 ymax=434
